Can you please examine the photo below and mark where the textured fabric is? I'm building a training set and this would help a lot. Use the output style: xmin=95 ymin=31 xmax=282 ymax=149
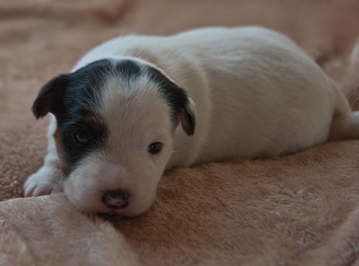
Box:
xmin=1 ymin=0 xmax=359 ymax=265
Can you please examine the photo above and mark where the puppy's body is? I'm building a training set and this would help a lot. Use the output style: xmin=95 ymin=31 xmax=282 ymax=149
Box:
xmin=73 ymin=27 xmax=350 ymax=164
xmin=24 ymin=27 xmax=359 ymax=216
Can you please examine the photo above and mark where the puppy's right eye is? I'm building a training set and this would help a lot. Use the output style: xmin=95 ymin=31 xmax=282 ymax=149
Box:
xmin=74 ymin=130 xmax=92 ymax=145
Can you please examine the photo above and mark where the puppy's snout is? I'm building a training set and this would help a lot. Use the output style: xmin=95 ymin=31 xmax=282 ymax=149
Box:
xmin=101 ymin=188 xmax=130 ymax=209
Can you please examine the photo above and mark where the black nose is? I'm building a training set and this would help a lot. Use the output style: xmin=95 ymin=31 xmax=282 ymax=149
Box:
xmin=101 ymin=189 xmax=130 ymax=209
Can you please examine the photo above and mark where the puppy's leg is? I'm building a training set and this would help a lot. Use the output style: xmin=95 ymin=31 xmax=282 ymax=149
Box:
xmin=329 ymin=87 xmax=359 ymax=141
xmin=24 ymin=116 xmax=63 ymax=197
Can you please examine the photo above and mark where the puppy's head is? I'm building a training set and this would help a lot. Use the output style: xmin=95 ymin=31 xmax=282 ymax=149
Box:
xmin=32 ymin=58 xmax=196 ymax=216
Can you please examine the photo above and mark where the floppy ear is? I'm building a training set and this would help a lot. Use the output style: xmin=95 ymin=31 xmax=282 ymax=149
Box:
xmin=32 ymin=75 xmax=67 ymax=119
xmin=179 ymin=95 xmax=196 ymax=136
xmin=141 ymin=64 xmax=197 ymax=135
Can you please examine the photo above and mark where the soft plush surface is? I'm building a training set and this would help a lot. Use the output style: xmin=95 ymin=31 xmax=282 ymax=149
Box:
xmin=1 ymin=0 xmax=359 ymax=265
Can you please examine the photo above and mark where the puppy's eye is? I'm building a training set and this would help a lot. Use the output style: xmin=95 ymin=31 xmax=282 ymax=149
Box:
xmin=148 ymin=142 xmax=163 ymax=154
xmin=74 ymin=130 xmax=92 ymax=145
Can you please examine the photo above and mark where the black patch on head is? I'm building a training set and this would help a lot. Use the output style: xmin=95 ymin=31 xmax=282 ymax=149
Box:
xmin=32 ymin=59 xmax=143 ymax=121
xmin=116 ymin=59 xmax=142 ymax=80
xmin=146 ymin=66 xmax=196 ymax=135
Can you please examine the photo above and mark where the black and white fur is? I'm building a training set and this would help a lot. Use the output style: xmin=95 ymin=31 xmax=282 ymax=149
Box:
xmin=24 ymin=27 xmax=359 ymax=216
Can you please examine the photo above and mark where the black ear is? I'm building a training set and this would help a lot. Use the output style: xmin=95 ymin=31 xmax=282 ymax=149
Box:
xmin=165 ymin=86 xmax=196 ymax=136
xmin=159 ymin=83 xmax=197 ymax=136
xmin=144 ymin=65 xmax=197 ymax=135
xmin=158 ymin=83 xmax=196 ymax=136
xmin=32 ymin=75 xmax=67 ymax=119
xmin=179 ymin=95 xmax=196 ymax=136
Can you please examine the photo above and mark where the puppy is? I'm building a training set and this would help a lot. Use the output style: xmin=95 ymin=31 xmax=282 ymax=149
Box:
xmin=24 ymin=27 xmax=359 ymax=216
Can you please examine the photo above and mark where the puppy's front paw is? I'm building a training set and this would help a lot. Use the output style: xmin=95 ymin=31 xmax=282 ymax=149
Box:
xmin=23 ymin=167 xmax=62 ymax=197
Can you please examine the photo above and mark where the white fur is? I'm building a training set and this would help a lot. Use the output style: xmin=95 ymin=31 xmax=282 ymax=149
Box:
xmin=24 ymin=26 xmax=359 ymax=216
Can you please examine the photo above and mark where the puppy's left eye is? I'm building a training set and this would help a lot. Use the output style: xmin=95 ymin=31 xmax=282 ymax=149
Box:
xmin=148 ymin=142 xmax=163 ymax=154
xmin=74 ymin=130 xmax=92 ymax=145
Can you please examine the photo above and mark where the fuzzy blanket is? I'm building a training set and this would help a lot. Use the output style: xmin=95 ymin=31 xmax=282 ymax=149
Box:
xmin=1 ymin=0 xmax=359 ymax=265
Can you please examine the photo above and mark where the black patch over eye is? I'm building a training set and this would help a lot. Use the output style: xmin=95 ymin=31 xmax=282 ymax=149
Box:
xmin=74 ymin=130 xmax=92 ymax=145
xmin=148 ymin=142 xmax=163 ymax=154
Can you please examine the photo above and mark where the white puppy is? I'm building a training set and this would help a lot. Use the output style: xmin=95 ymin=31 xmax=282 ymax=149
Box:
xmin=24 ymin=27 xmax=359 ymax=217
